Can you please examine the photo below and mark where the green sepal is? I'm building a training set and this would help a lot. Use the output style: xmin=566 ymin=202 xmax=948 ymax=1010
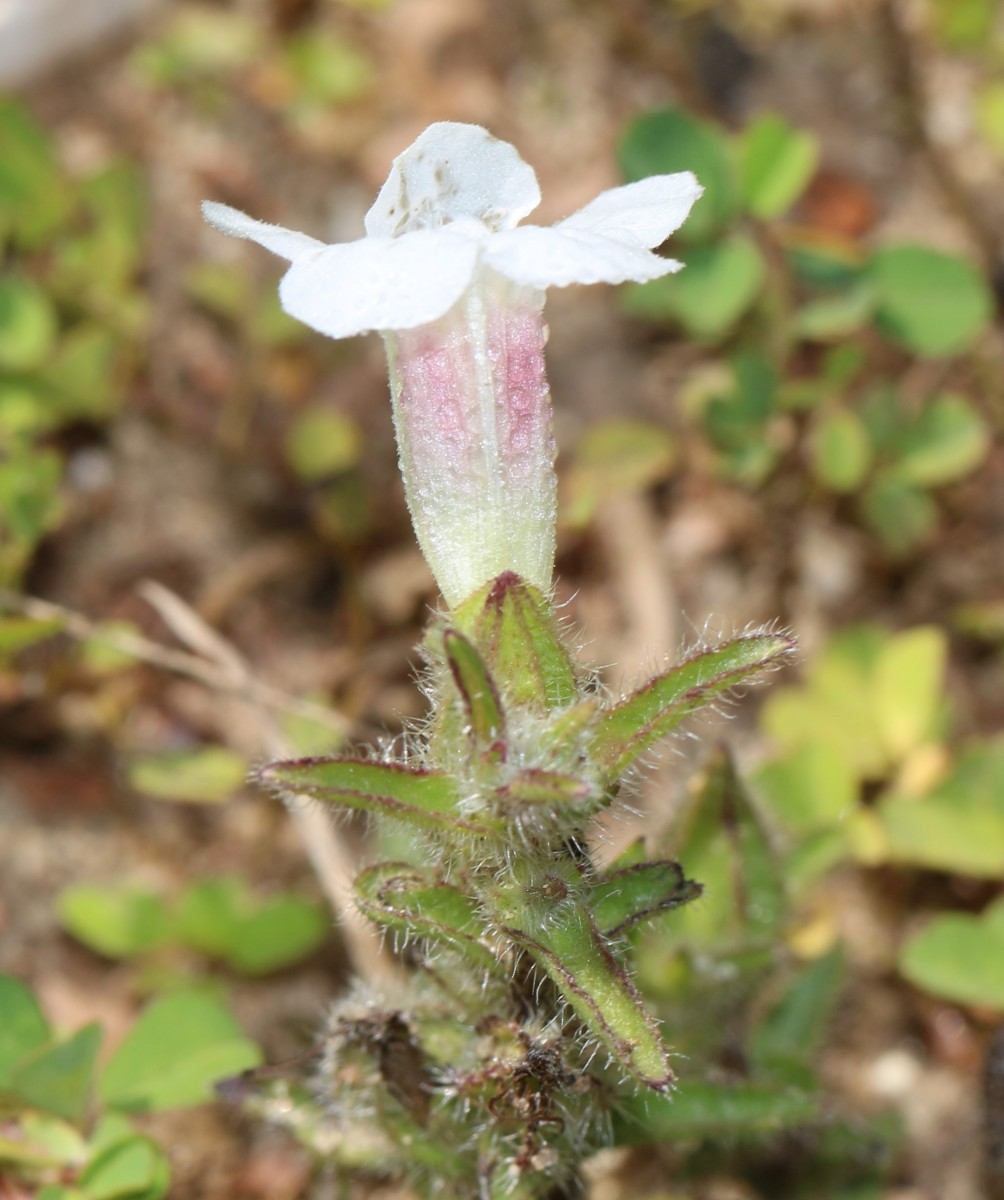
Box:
xmin=590 ymin=633 xmax=796 ymax=781
xmin=491 ymin=882 xmax=673 ymax=1091
xmin=451 ymin=572 xmax=576 ymax=712
xmin=257 ymin=757 xmax=499 ymax=836
xmin=537 ymin=699 xmax=599 ymax=761
xmin=355 ymin=863 xmax=499 ymax=974
xmin=496 ymin=768 xmax=592 ymax=808
xmin=590 ymin=861 xmax=702 ymax=937
xmin=442 ymin=628 xmax=506 ymax=757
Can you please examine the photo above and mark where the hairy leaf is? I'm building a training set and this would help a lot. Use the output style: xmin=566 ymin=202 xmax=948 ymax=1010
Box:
xmin=258 ymin=757 xmax=498 ymax=835
xmin=356 ymin=863 xmax=498 ymax=973
xmin=590 ymin=861 xmax=702 ymax=937
xmin=591 ymin=633 xmax=795 ymax=780
xmin=491 ymin=883 xmax=673 ymax=1091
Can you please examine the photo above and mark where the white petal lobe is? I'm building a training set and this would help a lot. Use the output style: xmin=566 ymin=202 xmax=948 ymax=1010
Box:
xmin=365 ymin=122 xmax=541 ymax=237
xmin=201 ymin=201 xmax=325 ymax=261
xmin=482 ymin=225 xmax=683 ymax=289
xmin=557 ymin=173 xmax=703 ymax=249
xmin=278 ymin=230 xmax=480 ymax=338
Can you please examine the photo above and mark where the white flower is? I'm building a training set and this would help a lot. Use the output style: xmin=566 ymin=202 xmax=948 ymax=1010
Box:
xmin=202 ymin=122 xmax=701 ymax=607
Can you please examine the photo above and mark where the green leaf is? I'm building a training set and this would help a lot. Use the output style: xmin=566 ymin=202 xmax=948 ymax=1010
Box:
xmin=80 ymin=621 xmax=144 ymax=675
xmin=223 ymin=894 xmax=328 ymax=976
xmin=704 ymin=355 xmax=781 ymax=484
xmin=869 ymin=245 xmax=992 ymax=357
xmin=0 ymin=276 xmax=58 ymax=372
xmin=872 ymin=626 xmax=946 ymax=760
xmin=590 ymin=861 xmax=702 ymax=936
xmin=58 ymin=886 xmax=171 ymax=961
xmin=128 ymin=747 xmax=247 ymax=805
xmin=900 ymin=907 xmax=1004 ymax=1010
xmin=977 ymin=80 xmax=1004 ymax=157
xmin=451 ymin=573 xmax=576 ymax=712
xmin=132 ymin=8 xmax=264 ymax=83
xmin=890 ymin=393 xmax=989 ymax=487
xmin=258 ymin=756 xmax=496 ymax=835
xmin=0 ymin=100 xmax=74 ymax=246
xmin=671 ymin=752 xmax=785 ymax=948
xmin=176 ymin=876 xmax=336 ymax=974
xmin=173 ymin=877 xmax=243 ymax=959
xmin=8 ymin=1024 xmax=101 ymax=1124
xmin=0 ymin=975 xmax=51 ymax=1082
xmin=563 ymin=420 xmax=677 ymax=529
xmin=752 ymin=741 xmax=858 ymax=834
xmin=39 ymin=327 xmax=125 ymax=422
xmin=809 ymin=407 xmax=873 ymax=493
xmin=355 ymin=863 xmax=498 ymax=973
xmin=0 ymin=1113 xmax=86 ymax=1169
xmin=738 ymin=113 xmax=818 ymax=219
xmin=285 ymin=409 xmax=362 ymax=481
xmin=443 ymin=628 xmax=506 ymax=752
xmin=176 ymin=875 xmax=328 ymax=976
xmin=491 ymin=882 xmax=673 ymax=1090
xmin=761 ymin=625 xmax=895 ymax=779
xmin=99 ymin=991 xmax=261 ymax=1112
xmin=616 ymin=1080 xmax=819 ymax=1141
xmin=861 ymin=474 xmax=937 ymax=557
xmin=794 ymin=282 xmax=876 ymax=341
xmin=590 ymin=632 xmax=796 ymax=781
xmin=79 ymin=1133 xmax=170 ymax=1200
xmin=785 ymin=234 xmax=866 ymax=290
xmin=878 ymin=739 xmax=1004 ymax=877
xmin=932 ymin=0 xmax=995 ymax=48
xmin=703 ymin=351 xmax=777 ymax=449
xmin=623 ymin=235 xmax=765 ymax=341
xmin=282 ymin=30 xmax=374 ymax=107
xmin=0 ymin=448 xmax=63 ymax=550
xmin=619 ymin=107 xmax=737 ymax=242
xmin=751 ymin=945 xmax=845 ymax=1067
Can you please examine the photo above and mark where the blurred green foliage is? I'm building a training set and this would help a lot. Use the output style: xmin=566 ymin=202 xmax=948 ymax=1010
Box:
xmin=0 ymin=99 xmax=147 ymax=584
xmin=58 ymin=874 xmax=329 ymax=978
xmin=0 ymin=975 xmax=260 ymax=1199
xmin=617 ymin=106 xmax=993 ymax=556
xmin=623 ymin=754 xmax=894 ymax=1195
xmin=131 ymin=3 xmax=374 ymax=129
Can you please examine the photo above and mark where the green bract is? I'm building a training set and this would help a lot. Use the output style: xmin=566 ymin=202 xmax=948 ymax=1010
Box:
xmin=259 ymin=571 xmax=793 ymax=1196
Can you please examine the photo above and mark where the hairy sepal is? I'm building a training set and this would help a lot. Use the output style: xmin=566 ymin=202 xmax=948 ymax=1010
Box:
xmin=590 ymin=632 xmax=796 ymax=782
xmin=258 ymin=756 xmax=500 ymax=835
xmin=442 ymin=628 xmax=506 ymax=759
xmin=451 ymin=572 xmax=576 ymax=712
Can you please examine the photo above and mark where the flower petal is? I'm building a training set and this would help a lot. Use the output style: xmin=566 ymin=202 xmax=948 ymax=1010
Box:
xmin=201 ymin=201 xmax=325 ymax=261
xmin=365 ymin=122 xmax=541 ymax=238
xmin=278 ymin=229 xmax=479 ymax=338
xmin=482 ymin=225 xmax=683 ymax=289
xmin=557 ymin=173 xmax=703 ymax=249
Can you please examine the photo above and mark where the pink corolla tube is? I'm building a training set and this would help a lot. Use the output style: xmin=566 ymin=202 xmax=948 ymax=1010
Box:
xmin=203 ymin=123 xmax=701 ymax=609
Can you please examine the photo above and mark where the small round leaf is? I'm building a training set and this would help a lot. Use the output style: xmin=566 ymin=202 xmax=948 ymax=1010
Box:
xmin=870 ymin=245 xmax=992 ymax=357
